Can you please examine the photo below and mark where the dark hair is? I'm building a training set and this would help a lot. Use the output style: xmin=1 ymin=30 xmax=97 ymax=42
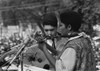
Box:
xmin=60 ymin=11 xmax=82 ymax=31
xmin=42 ymin=13 xmax=57 ymax=28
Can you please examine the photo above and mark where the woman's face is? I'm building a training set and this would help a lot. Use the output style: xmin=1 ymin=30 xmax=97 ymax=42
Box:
xmin=57 ymin=23 xmax=70 ymax=36
xmin=44 ymin=25 xmax=56 ymax=36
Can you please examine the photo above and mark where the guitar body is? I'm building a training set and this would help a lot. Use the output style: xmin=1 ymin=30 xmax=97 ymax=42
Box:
xmin=0 ymin=45 xmax=54 ymax=71
xmin=2 ymin=64 xmax=51 ymax=71
xmin=23 ymin=45 xmax=51 ymax=69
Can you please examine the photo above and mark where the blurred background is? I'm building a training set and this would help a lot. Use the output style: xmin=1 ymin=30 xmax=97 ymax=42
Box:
xmin=0 ymin=0 xmax=100 ymax=71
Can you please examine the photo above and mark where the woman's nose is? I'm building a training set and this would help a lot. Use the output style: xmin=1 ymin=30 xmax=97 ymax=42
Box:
xmin=47 ymin=31 xmax=51 ymax=35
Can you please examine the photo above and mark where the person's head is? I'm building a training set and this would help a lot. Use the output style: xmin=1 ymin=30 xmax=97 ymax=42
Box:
xmin=42 ymin=13 xmax=58 ymax=36
xmin=60 ymin=11 xmax=82 ymax=34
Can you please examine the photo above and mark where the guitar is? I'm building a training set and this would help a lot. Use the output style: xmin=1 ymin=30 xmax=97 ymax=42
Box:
xmin=0 ymin=44 xmax=52 ymax=70
xmin=2 ymin=64 xmax=52 ymax=71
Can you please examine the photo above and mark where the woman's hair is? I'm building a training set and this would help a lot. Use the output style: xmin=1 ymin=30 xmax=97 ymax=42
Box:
xmin=60 ymin=11 xmax=82 ymax=31
xmin=42 ymin=13 xmax=58 ymax=28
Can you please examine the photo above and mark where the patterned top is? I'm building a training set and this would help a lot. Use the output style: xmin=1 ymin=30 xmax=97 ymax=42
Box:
xmin=55 ymin=36 xmax=96 ymax=71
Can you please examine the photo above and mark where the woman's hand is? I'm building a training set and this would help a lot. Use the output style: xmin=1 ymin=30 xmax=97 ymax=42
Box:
xmin=35 ymin=32 xmax=45 ymax=43
xmin=34 ymin=32 xmax=47 ymax=51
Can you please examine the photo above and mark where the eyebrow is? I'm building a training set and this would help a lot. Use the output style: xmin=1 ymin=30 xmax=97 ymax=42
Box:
xmin=45 ymin=29 xmax=55 ymax=31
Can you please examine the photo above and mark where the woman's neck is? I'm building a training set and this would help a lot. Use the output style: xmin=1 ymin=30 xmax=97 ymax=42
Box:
xmin=68 ymin=31 xmax=78 ymax=36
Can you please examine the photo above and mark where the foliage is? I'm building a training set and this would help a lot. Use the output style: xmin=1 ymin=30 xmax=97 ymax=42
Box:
xmin=62 ymin=0 xmax=100 ymax=36
xmin=1 ymin=0 xmax=61 ymax=27
xmin=1 ymin=0 xmax=100 ymax=37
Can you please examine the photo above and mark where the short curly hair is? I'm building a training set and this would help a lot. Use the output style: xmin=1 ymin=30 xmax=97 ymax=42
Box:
xmin=42 ymin=13 xmax=57 ymax=28
xmin=60 ymin=11 xmax=82 ymax=31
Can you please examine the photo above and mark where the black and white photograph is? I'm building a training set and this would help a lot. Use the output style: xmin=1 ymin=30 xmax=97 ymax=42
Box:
xmin=0 ymin=0 xmax=100 ymax=71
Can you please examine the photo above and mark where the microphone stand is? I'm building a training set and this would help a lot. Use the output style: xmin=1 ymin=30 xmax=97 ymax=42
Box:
xmin=20 ymin=52 xmax=24 ymax=71
xmin=5 ymin=38 xmax=31 ymax=71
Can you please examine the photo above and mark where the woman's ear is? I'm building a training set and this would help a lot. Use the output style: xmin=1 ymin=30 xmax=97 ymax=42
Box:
xmin=67 ymin=24 xmax=71 ymax=31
